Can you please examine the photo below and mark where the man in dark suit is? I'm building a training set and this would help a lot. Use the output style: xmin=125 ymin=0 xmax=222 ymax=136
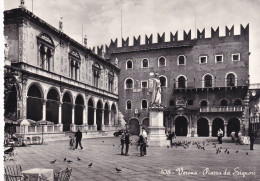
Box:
xmin=125 ymin=130 xmax=130 ymax=156
xmin=75 ymin=129 xmax=83 ymax=150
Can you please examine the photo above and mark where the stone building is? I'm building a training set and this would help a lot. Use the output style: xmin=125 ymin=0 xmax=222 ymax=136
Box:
xmin=106 ymin=25 xmax=250 ymax=137
xmin=4 ymin=7 xmax=120 ymax=138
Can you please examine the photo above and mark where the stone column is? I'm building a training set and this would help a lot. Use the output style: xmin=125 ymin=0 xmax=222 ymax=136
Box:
xmin=194 ymin=125 xmax=198 ymax=137
xmin=209 ymin=122 xmax=212 ymax=137
xmin=82 ymin=105 xmax=87 ymax=132
xmin=187 ymin=122 xmax=191 ymax=137
xmin=71 ymin=104 xmax=76 ymax=132
xmin=108 ymin=110 xmax=111 ymax=126
xmin=224 ymin=123 xmax=228 ymax=137
xmin=58 ymin=102 xmax=63 ymax=132
xmin=42 ymin=99 xmax=47 ymax=120
xmin=101 ymin=109 xmax=105 ymax=131
xmin=93 ymin=108 xmax=97 ymax=131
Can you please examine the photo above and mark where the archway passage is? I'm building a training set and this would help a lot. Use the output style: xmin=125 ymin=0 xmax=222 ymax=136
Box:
xmin=104 ymin=103 xmax=109 ymax=125
xmin=197 ymin=118 xmax=209 ymax=137
xmin=111 ymin=104 xmax=117 ymax=125
xmin=129 ymin=118 xmax=140 ymax=135
xmin=27 ymin=84 xmax=43 ymax=121
xmin=175 ymin=116 xmax=188 ymax=136
xmin=5 ymin=85 xmax=18 ymax=117
xmin=212 ymin=118 xmax=224 ymax=137
xmin=46 ymin=88 xmax=60 ymax=124
xmin=142 ymin=118 xmax=149 ymax=134
xmin=75 ymin=95 xmax=84 ymax=125
xmin=88 ymin=99 xmax=94 ymax=125
xmin=227 ymin=118 xmax=240 ymax=137
xmin=62 ymin=92 xmax=72 ymax=131
xmin=96 ymin=100 xmax=103 ymax=131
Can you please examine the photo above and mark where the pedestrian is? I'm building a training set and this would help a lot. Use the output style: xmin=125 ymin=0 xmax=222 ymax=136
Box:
xmin=75 ymin=129 xmax=83 ymax=150
xmin=141 ymin=127 xmax=148 ymax=155
xmin=69 ymin=135 xmax=75 ymax=149
xmin=231 ymin=130 xmax=236 ymax=142
xmin=167 ymin=131 xmax=176 ymax=147
xmin=125 ymin=130 xmax=130 ymax=156
xmin=249 ymin=130 xmax=256 ymax=150
xmin=217 ymin=128 xmax=223 ymax=144
xmin=136 ymin=135 xmax=145 ymax=156
xmin=120 ymin=130 xmax=125 ymax=155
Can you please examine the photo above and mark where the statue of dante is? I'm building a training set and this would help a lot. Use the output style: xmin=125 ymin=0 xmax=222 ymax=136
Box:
xmin=149 ymin=73 xmax=161 ymax=106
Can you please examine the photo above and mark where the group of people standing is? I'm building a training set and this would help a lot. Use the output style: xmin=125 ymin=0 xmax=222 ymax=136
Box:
xmin=120 ymin=127 xmax=148 ymax=157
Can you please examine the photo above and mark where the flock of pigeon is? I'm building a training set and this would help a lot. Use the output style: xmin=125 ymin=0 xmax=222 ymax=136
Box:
xmin=168 ymin=140 xmax=250 ymax=155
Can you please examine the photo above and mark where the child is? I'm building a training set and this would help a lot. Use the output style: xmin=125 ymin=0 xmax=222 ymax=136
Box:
xmin=69 ymin=135 xmax=75 ymax=150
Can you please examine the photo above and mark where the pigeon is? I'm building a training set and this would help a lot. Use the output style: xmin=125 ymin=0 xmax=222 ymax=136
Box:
xmin=64 ymin=158 xmax=66 ymax=162
xmin=67 ymin=160 xmax=73 ymax=164
xmin=246 ymin=152 xmax=248 ymax=155
xmin=116 ymin=167 xmax=122 ymax=173
xmin=102 ymin=141 xmax=104 ymax=143
xmin=236 ymin=150 xmax=239 ymax=153
xmin=77 ymin=157 xmax=81 ymax=161
xmin=224 ymin=149 xmax=228 ymax=153
xmin=88 ymin=163 xmax=93 ymax=167
xmin=50 ymin=160 xmax=56 ymax=164
xmin=113 ymin=144 xmax=115 ymax=147
xmin=227 ymin=151 xmax=229 ymax=154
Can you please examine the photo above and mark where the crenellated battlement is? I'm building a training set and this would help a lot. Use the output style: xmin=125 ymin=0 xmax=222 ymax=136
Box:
xmin=92 ymin=24 xmax=249 ymax=56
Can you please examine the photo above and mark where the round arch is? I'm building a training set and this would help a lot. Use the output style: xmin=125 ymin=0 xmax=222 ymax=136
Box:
xmin=62 ymin=91 xmax=73 ymax=131
xmin=126 ymin=59 xmax=133 ymax=69
xmin=141 ymin=58 xmax=149 ymax=68
xmin=197 ymin=118 xmax=209 ymax=137
xmin=129 ymin=118 xmax=140 ymax=135
xmin=177 ymin=55 xmax=186 ymax=65
xmin=87 ymin=98 xmax=95 ymax=125
xmin=46 ymin=88 xmax=60 ymax=124
xmin=96 ymin=100 xmax=103 ymax=131
xmin=27 ymin=84 xmax=44 ymax=121
xmin=158 ymin=56 xmax=166 ymax=67
xmin=212 ymin=118 xmax=224 ymax=137
xmin=176 ymin=74 xmax=187 ymax=88
xmin=200 ymin=99 xmax=209 ymax=107
xmin=202 ymin=73 xmax=214 ymax=88
xmin=227 ymin=117 xmax=240 ymax=137
xmin=225 ymin=72 xmax=237 ymax=87
xmin=174 ymin=116 xmax=188 ymax=136
xmin=124 ymin=77 xmax=134 ymax=89
xmin=159 ymin=75 xmax=167 ymax=87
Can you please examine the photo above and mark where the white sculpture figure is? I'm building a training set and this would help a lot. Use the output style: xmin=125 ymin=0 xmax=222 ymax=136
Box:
xmin=149 ymin=73 xmax=161 ymax=107
xmin=4 ymin=36 xmax=9 ymax=59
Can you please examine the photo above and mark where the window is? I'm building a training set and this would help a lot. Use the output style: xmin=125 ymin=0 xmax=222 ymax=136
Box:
xmin=178 ymin=76 xmax=186 ymax=88
xmin=187 ymin=100 xmax=193 ymax=105
xmin=199 ymin=56 xmax=207 ymax=64
xmin=126 ymin=100 xmax=132 ymax=110
xmin=141 ymin=81 xmax=148 ymax=88
xmin=232 ymin=53 xmax=240 ymax=61
xmin=215 ymin=54 xmax=223 ymax=62
xmin=70 ymin=50 xmax=81 ymax=81
xmin=125 ymin=78 xmax=133 ymax=89
xmin=220 ymin=99 xmax=228 ymax=107
xmin=92 ymin=63 xmax=101 ymax=87
xmin=142 ymin=59 xmax=149 ymax=68
xmin=204 ymin=74 xmax=213 ymax=88
xmin=169 ymin=100 xmax=175 ymax=106
xmin=226 ymin=73 xmax=235 ymax=86
xmin=141 ymin=100 xmax=148 ymax=109
xmin=158 ymin=57 xmax=166 ymax=66
xmin=178 ymin=55 xmax=186 ymax=65
xmin=234 ymin=99 xmax=242 ymax=106
xmin=200 ymin=100 xmax=208 ymax=107
xmin=159 ymin=76 xmax=167 ymax=87
xmin=108 ymin=71 xmax=114 ymax=92
xmin=126 ymin=60 xmax=133 ymax=69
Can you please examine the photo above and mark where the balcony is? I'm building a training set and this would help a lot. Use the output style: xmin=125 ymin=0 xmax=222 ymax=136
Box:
xmin=174 ymin=78 xmax=248 ymax=90
xmin=200 ymin=106 xmax=243 ymax=113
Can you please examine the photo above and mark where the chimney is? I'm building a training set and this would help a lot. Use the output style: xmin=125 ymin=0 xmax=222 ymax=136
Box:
xmin=59 ymin=17 xmax=63 ymax=32
xmin=84 ymin=35 xmax=88 ymax=47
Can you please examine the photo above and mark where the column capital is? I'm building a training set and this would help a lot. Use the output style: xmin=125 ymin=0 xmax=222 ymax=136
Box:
xmin=224 ymin=123 xmax=228 ymax=126
xmin=41 ymin=99 xmax=47 ymax=104
xmin=58 ymin=101 xmax=63 ymax=106
xmin=72 ymin=104 xmax=76 ymax=108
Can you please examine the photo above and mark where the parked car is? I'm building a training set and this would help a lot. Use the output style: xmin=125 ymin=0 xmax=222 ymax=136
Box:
xmin=113 ymin=130 xmax=124 ymax=137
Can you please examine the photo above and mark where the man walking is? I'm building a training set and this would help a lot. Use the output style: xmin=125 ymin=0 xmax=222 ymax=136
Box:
xmin=120 ymin=130 xmax=125 ymax=155
xmin=249 ymin=130 xmax=256 ymax=150
xmin=141 ymin=127 xmax=147 ymax=155
xmin=75 ymin=129 xmax=83 ymax=150
xmin=125 ymin=130 xmax=130 ymax=156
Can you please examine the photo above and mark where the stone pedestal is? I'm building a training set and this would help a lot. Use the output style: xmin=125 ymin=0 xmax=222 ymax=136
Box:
xmin=148 ymin=107 xmax=167 ymax=147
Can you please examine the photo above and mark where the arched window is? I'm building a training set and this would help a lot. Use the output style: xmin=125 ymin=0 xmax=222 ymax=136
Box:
xmin=234 ymin=99 xmax=242 ymax=106
xmin=204 ymin=74 xmax=213 ymax=88
xmin=178 ymin=76 xmax=186 ymax=88
xmin=141 ymin=100 xmax=148 ymax=109
xmin=226 ymin=73 xmax=236 ymax=87
xmin=126 ymin=100 xmax=132 ymax=110
xmin=220 ymin=99 xmax=228 ymax=107
xmin=200 ymin=100 xmax=208 ymax=107
xmin=125 ymin=78 xmax=134 ymax=89
xmin=92 ymin=63 xmax=101 ymax=87
xmin=159 ymin=76 xmax=167 ymax=87
xmin=142 ymin=59 xmax=149 ymax=68
xmin=69 ymin=49 xmax=81 ymax=81
xmin=158 ymin=57 xmax=166 ymax=66
xmin=126 ymin=60 xmax=133 ymax=69
xmin=178 ymin=55 xmax=186 ymax=65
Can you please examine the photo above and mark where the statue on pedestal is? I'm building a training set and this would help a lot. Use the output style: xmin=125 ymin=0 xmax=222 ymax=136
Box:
xmin=149 ymin=73 xmax=162 ymax=107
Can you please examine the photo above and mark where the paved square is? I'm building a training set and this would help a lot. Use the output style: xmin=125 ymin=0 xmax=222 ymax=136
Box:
xmin=5 ymin=136 xmax=260 ymax=181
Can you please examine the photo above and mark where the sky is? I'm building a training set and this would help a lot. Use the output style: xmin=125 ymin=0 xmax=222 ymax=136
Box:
xmin=2 ymin=0 xmax=260 ymax=83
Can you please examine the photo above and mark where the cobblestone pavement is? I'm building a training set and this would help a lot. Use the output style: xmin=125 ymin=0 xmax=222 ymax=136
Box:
xmin=4 ymin=136 xmax=260 ymax=181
